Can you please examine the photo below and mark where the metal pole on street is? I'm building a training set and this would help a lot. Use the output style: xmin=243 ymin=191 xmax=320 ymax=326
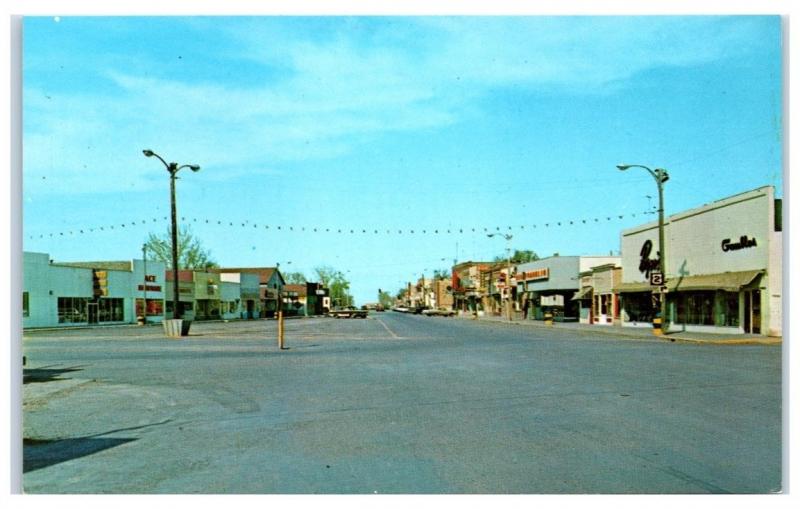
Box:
xmin=142 ymin=244 xmax=147 ymax=325
xmin=278 ymin=308 xmax=285 ymax=349
xmin=143 ymin=150 xmax=200 ymax=322
xmin=617 ymin=163 xmax=669 ymax=335
xmin=487 ymin=233 xmax=513 ymax=321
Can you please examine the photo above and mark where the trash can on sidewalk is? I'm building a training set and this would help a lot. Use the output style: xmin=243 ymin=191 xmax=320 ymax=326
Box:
xmin=163 ymin=319 xmax=183 ymax=338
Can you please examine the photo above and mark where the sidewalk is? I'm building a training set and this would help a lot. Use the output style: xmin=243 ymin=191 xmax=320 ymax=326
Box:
xmin=456 ymin=313 xmax=782 ymax=345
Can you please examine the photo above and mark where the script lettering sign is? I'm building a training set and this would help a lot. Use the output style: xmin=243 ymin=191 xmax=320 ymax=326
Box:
xmin=639 ymin=240 xmax=661 ymax=279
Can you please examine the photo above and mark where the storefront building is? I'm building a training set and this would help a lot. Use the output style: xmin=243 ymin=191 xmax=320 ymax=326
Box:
xmin=451 ymin=261 xmax=491 ymax=315
xmin=516 ymin=255 xmax=621 ymax=321
xmin=164 ymin=270 xmax=196 ymax=320
xmin=23 ymin=252 xmax=165 ymax=328
xmin=282 ymin=284 xmax=305 ymax=316
xmin=219 ymin=273 xmax=242 ymax=320
xmin=305 ymin=282 xmax=330 ymax=315
xmin=213 ymin=267 xmax=284 ymax=318
xmin=192 ymin=271 xmax=222 ymax=320
xmin=481 ymin=262 xmax=513 ymax=316
xmin=618 ymin=186 xmax=782 ymax=336
xmin=134 ymin=258 xmax=166 ymax=324
xmin=590 ymin=263 xmax=621 ymax=325
xmin=238 ymin=273 xmax=261 ymax=319
xmin=431 ymin=279 xmax=454 ymax=310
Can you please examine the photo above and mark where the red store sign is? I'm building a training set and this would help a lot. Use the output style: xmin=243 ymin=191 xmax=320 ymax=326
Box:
xmin=519 ymin=268 xmax=549 ymax=281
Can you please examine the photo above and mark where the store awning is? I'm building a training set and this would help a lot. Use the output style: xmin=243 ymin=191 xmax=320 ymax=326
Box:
xmin=571 ymin=287 xmax=593 ymax=300
xmin=667 ymin=270 xmax=763 ymax=292
xmin=615 ymin=281 xmax=656 ymax=293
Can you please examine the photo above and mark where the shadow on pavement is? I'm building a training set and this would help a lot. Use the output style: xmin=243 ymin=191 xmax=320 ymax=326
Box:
xmin=23 ymin=365 xmax=85 ymax=384
xmin=23 ymin=436 xmax=136 ymax=473
xmin=24 ymin=419 xmax=173 ymax=473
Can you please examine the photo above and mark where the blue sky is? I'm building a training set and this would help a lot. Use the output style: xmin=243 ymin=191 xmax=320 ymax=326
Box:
xmin=21 ymin=16 xmax=783 ymax=304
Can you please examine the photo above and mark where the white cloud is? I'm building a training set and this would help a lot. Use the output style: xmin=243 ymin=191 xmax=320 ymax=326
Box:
xmin=22 ymin=16 xmax=771 ymax=195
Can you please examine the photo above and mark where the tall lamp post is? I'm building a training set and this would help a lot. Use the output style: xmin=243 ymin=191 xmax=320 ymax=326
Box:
xmin=142 ymin=243 xmax=147 ymax=325
xmin=616 ymin=164 xmax=669 ymax=334
xmin=487 ymin=233 xmax=514 ymax=321
xmin=143 ymin=149 xmax=200 ymax=322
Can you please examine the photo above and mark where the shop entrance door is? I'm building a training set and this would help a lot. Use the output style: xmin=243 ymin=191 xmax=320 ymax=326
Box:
xmin=87 ymin=302 xmax=98 ymax=324
xmin=744 ymin=290 xmax=761 ymax=334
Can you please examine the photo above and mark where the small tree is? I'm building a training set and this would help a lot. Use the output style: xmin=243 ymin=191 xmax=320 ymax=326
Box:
xmin=144 ymin=226 xmax=218 ymax=269
xmin=378 ymin=290 xmax=394 ymax=309
xmin=284 ymin=271 xmax=307 ymax=284
xmin=433 ymin=269 xmax=451 ymax=280
xmin=494 ymin=249 xmax=540 ymax=264
xmin=315 ymin=266 xmax=352 ymax=308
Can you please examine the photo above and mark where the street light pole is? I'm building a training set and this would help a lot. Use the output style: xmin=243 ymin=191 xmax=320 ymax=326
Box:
xmin=143 ymin=150 xmax=200 ymax=321
xmin=142 ymin=243 xmax=147 ymax=324
xmin=487 ymin=233 xmax=514 ymax=321
xmin=617 ymin=163 xmax=669 ymax=334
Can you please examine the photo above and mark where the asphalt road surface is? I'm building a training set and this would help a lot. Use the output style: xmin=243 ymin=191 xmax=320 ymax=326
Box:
xmin=21 ymin=312 xmax=782 ymax=494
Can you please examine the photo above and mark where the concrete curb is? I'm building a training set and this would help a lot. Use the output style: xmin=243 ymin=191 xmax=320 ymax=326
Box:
xmin=22 ymin=315 xmax=324 ymax=333
xmin=455 ymin=315 xmax=781 ymax=346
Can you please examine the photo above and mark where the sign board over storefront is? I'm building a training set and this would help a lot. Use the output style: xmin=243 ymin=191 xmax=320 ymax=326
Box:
xmin=519 ymin=268 xmax=550 ymax=281
xmin=721 ymin=235 xmax=757 ymax=252
xmin=540 ymin=294 xmax=564 ymax=307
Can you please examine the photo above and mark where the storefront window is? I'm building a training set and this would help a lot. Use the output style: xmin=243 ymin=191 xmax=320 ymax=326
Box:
xmin=716 ymin=291 xmax=739 ymax=327
xmin=58 ymin=297 xmax=88 ymax=323
xmin=675 ymin=291 xmax=715 ymax=326
xmin=166 ymin=301 xmax=192 ymax=313
xmin=98 ymin=298 xmax=124 ymax=322
xmin=137 ymin=299 xmax=164 ymax=316
xmin=622 ymin=293 xmax=653 ymax=323
xmin=600 ymin=295 xmax=610 ymax=315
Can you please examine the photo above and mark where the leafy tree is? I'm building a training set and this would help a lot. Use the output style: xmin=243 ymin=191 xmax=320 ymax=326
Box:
xmin=314 ymin=265 xmax=353 ymax=308
xmin=432 ymin=269 xmax=451 ymax=280
xmin=284 ymin=271 xmax=307 ymax=284
xmin=144 ymin=226 xmax=218 ymax=269
xmin=493 ymin=249 xmax=540 ymax=264
xmin=378 ymin=290 xmax=394 ymax=309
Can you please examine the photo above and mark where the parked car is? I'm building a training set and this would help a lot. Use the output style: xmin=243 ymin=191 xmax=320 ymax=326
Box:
xmin=422 ymin=308 xmax=456 ymax=317
xmin=328 ymin=306 xmax=368 ymax=319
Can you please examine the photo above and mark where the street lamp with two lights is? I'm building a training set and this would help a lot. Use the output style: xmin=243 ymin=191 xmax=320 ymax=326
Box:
xmin=143 ymin=149 xmax=200 ymax=325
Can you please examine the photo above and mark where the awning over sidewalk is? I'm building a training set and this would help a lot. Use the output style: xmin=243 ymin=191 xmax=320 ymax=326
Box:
xmin=615 ymin=270 xmax=763 ymax=293
xmin=667 ymin=270 xmax=763 ymax=292
xmin=615 ymin=282 xmax=656 ymax=293
xmin=571 ymin=287 xmax=593 ymax=300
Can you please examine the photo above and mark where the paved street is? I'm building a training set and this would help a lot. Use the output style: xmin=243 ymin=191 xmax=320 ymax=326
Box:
xmin=21 ymin=312 xmax=782 ymax=494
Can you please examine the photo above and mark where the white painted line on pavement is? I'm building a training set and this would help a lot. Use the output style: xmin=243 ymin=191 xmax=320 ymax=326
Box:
xmin=375 ymin=318 xmax=401 ymax=339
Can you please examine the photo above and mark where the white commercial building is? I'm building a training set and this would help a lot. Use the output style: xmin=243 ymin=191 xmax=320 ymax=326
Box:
xmin=23 ymin=252 xmax=166 ymax=328
xmin=618 ymin=186 xmax=782 ymax=336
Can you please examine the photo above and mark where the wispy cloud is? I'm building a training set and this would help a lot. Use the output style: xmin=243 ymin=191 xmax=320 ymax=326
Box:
xmin=23 ymin=16 xmax=771 ymax=195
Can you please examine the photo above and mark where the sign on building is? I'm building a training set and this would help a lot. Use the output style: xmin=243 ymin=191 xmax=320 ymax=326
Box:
xmin=649 ymin=272 xmax=664 ymax=286
xmin=540 ymin=294 xmax=564 ymax=307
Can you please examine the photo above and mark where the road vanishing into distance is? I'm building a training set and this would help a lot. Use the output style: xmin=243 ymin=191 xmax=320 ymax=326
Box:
xmin=21 ymin=312 xmax=782 ymax=494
